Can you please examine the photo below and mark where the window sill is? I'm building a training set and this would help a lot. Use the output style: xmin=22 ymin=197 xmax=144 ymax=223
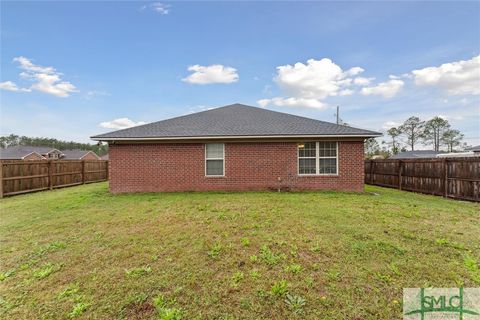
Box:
xmin=297 ymin=174 xmax=339 ymax=177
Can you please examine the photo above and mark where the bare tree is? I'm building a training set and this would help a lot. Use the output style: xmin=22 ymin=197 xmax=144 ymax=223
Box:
xmin=399 ymin=116 xmax=424 ymax=151
xmin=423 ymin=117 xmax=450 ymax=151
xmin=442 ymin=129 xmax=464 ymax=152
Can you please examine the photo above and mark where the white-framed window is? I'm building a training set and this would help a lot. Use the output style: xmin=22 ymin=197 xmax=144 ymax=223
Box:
xmin=205 ymin=143 xmax=224 ymax=176
xmin=298 ymin=142 xmax=338 ymax=175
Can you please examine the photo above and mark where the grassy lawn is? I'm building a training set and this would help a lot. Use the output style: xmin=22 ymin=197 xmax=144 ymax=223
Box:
xmin=0 ymin=183 xmax=479 ymax=319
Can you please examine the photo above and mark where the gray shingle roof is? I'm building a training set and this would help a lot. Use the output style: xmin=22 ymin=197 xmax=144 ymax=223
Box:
xmin=466 ymin=145 xmax=480 ymax=152
xmin=91 ymin=104 xmax=381 ymax=140
xmin=0 ymin=146 xmax=59 ymax=159
xmin=390 ymin=150 xmax=442 ymax=159
xmin=62 ymin=150 xmax=99 ymax=160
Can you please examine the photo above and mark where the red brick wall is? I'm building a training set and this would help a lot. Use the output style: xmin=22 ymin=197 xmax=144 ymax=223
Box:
xmin=108 ymin=141 xmax=365 ymax=193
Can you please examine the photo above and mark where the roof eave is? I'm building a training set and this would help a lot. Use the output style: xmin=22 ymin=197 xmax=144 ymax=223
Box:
xmin=91 ymin=133 xmax=382 ymax=141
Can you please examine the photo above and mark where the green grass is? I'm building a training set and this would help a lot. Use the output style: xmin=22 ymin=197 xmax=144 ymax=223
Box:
xmin=0 ymin=182 xmax=479 ymax=319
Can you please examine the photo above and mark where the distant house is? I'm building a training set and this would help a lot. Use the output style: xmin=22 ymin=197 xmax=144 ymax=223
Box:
xmin=0 ymin=146 xmax=100 ymax=161
xmin=466 ymin=145 xmax=480 ymax=155
xmin=390 ymin=150 xmax=442 ymax=159
xmin=91 ymin=103 xmax=381 ymax=193
xmin=62 ymin=150 xmax=100 ymax=160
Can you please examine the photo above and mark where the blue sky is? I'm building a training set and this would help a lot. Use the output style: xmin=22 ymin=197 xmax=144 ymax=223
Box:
xmin=1 ymin=1 xmax=479 ymax=146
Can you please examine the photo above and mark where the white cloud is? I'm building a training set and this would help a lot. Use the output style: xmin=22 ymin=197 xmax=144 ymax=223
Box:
xmin=361 ymin=79 xmax=404 ymax=98
xmin=412 ymin=55 xmax=480 ymax=95
xmin=84 ymin=90 xmax=110 ymax=100
xmin=257 ymin=97 xmax=327 ymax=110
xmin=382 ymin=121 xmax=401 ymax=130
xmin=3 ymin=56 xmax=78 ymax=97
xmin=353 ymin=77 xmax=374 ymax=86
xmin=0 ymin=81 xmax=31 ymax=92
xmin=182 ymin=64 xmax=238 ymax=84
xmin=99 ymin=118 xmax=146 ymax=129
xmin=140 ymin=2 xmax=170 ymax=14
xmin=258 ymin=58 xmax=376 ymax=110
xmin=273 ymin=58 xmax=364 ymax=99
xmin=150 ymin=2 xmax=170 ymax=14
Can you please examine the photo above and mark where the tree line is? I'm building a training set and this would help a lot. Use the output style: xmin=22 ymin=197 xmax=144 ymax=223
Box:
xmin=0 ymin=134 xmax=108 ymax=156
xmin=365 ymin=116 xmax=467 ymax=158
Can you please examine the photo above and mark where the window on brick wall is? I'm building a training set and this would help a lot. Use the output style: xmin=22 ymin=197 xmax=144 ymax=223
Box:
xmin=205 ymin=143 xmax=224 ymax=176
xmin=298 ymin=142 xmax=338 ymax=175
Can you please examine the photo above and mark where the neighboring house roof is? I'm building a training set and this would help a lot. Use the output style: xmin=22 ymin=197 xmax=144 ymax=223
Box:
xmin=0 ymin=146 xmax=60 ymax=159
xmin=62 ymin=150 xmax=100 ymax=160
xmin=91 ymin=103 xmax=381 ymax=141
xmin=466 ymin=145 xmax=480 ymax=152
xmin=0 ymin=146 xmax=99 ymax=160
xmin=390 ymin=150 xmax=443 ymax=159
xmin=0 ymin=146 xmax=44 ymax=160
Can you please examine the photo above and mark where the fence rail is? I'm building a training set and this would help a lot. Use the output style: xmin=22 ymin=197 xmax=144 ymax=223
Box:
xmin=365 ymin=157 xmax=480 ymax=202
xmin=0 ymin=160 xmax=108 ymax=198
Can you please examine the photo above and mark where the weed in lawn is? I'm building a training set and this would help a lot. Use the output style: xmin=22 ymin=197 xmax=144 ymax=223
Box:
xmin=259 ymin=245 xmax=285 ymax=265
xmin=241 ymin=238 xmax=250 ymax=247
xmin=304 ymin=277 xmax=314 ymax=288
xmin=271 ymin=280 xmax=288 ymax=297
xmin=0 ymin=270 xmax=15 ymax=281
xmin=284 ymin=264 xmax=302 ymax=274
xmin=231 ymin=272 xmax=244 ymax=288
xmin=464 ymin=255 xmax=480 ymax=284
xmin=32 ymin=263 xmax=61 ymax=279
xmin=125 ymin=266 xmax=152 ymax=277
xmin=435 ymin=238 xmax=466 ymax=250
xmin=249 ymin=255 xmax=258 ymax=263
xmin=68 ymin=302 xmax=89 ymax=318
xmin=207 ymin=243 xmax=222 ymax=259
xmin=153 ymin=295 xmax=183 ymax=320
xmin=285 ymin=293 xmax=306 ymax=314
xmin=326 ymin=269 xmax=341 ymax=281
xmin=375 ymin=272 xmax=392 ymax=283
xmin=250 ymin=269 xmax=260 ymax=279
xmin=58 ymin=283 xmax=80 ymax=300
xmin=151 ymin=255 xmax=159 ymax=262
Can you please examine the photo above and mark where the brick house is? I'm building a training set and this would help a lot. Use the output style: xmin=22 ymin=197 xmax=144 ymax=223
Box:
xmin=91 ymin=104 xmax=381 ymax=193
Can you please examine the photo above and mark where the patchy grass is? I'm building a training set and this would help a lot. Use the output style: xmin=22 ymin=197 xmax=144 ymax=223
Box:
xmin=0 ymin=182 xmax=479 ymax=319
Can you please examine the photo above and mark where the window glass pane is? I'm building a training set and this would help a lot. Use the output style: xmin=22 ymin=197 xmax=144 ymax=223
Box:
xmin=299 ymin=158 xmax=316 ymax=174
xmin=206 ymin=144 xmax=224 ymax=159
xmin=319 ymin=158 xmax=337 ymax=174
xmin=319 ymin=141 xmax=337 ymax=157
xmin=206 ymin=160 xmax=224 ymax=175
xmin=298 ymin=142 xmax=316 ymax=158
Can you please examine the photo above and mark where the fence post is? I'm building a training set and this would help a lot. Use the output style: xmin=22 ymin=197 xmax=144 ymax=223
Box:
xmin=82 ymin=160 xmax=86 ymax=184
xmin=48 ymin=160 xmax=54 ymax=190
xmin=105 ymin=160 xmax=109 ymax=181
xmin=398 ymin=160 xmax=403 ymax=190
xmin=0 ymin=162 xmax=3 ymax=199
xmin=370 ymin=160 xmax=375 ymax=184
xmin=443 ymin=158 xmax=448 ymax=198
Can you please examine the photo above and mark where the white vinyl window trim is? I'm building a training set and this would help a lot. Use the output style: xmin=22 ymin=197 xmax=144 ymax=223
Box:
xmin=298 ymin=142 xmax=339 ymax=176
xmin=205 ymin=143 xmax=225 ymax=177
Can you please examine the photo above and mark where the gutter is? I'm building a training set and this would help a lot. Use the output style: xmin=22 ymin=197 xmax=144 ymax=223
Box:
xmin=91 ymin=133 xmax=382 ymax=142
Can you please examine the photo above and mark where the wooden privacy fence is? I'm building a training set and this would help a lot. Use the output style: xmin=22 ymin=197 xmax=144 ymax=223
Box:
xmin=0 ymin=160 xmax=108 ymax=198
xmin=365 ymin=157 xmax=480 ymax=202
